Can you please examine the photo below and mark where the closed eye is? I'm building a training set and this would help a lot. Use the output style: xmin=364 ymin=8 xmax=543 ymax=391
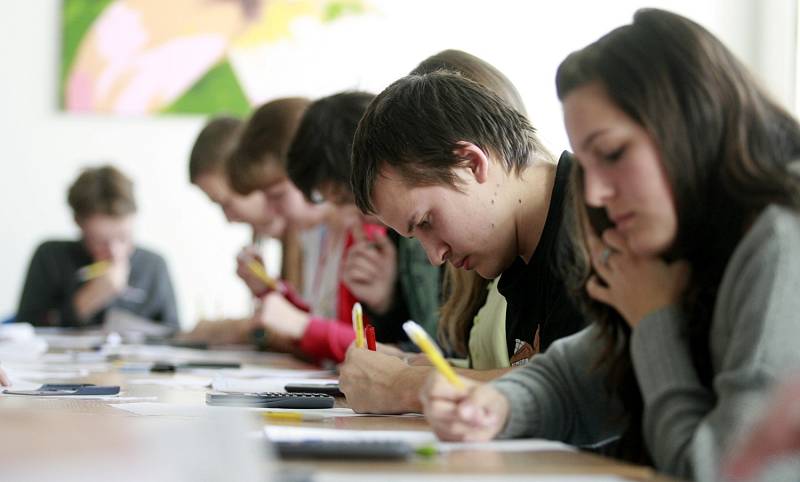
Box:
xmin=407 ymin=214 xmax=430 ymax=238
xmin=602 ymin=145 xmax=626 ymax=163
xmin=418 ymin=214 xmax=431 ymax=230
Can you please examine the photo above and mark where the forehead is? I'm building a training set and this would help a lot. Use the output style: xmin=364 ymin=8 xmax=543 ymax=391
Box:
xmin=563 ymin=83 xmax=622 ymax=131
xmin=82 ymin=214 xmax=134 ymax=232
xmin=258 ymin=163 xmax=289 ymax=190
xmin=371 ymin=165 xmax=457 ymax=236
xmin=563 ymin=84 xmax=643 ymax=156
xmin=371 ymin=167 xmax=415 ymax=230
xmin=316 ymin=181 xmax=351 ymax=206
xmin=195 ymin=171 xmax=231 ymax=200
xmin=264 ymin=177 xmax=291 ymax=193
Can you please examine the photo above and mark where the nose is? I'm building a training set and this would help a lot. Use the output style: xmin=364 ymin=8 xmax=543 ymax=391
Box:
xmin=419 ymin=235 xmax=449 ymax=267
xmin=583 ymin=167 xmax=615 ymax=208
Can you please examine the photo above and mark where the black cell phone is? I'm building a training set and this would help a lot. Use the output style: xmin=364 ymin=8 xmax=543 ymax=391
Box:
xmin=273 ymin=440 xmax=412 ymax=460
xmin=150 ymin=361 xmax=241 ymax=373
xmin=205 ymin=392 xmax=335 ymax=409
xmin=3 ymin=384 xmax=120 ymax=396
xmin=284 ymin=382 xmax=343 ymax=397
xmin=586 ymin=206 xmax=614 ymax=235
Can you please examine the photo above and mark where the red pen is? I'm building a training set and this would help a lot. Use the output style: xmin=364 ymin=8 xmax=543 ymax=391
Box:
xmin=365 ymin=325 xmax=377 ymax=351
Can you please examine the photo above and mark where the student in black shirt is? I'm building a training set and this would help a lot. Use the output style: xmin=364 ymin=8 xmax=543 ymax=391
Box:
xmin=497 ymin=152 xmax=577 ymax=363
xmin=351 ymin=72 xmax=585 ymax=364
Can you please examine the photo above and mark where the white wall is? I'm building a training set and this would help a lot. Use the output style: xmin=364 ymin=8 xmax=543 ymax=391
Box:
xmin=0 ymin=0 xmax=794 ymax=328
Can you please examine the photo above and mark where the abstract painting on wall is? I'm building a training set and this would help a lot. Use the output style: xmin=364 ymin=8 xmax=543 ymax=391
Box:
xmin=61 ymin=0 xmax=373 ymax=116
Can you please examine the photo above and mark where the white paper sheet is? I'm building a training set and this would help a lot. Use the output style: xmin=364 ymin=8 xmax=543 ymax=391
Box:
xmin=0 ymin=378 xmax=40 ymax=391
xmin=190 ymin=367 xmax=334 ymax=379
xmin=104 ymin=308 xmax=174 ymax=339
xmin=110 ymin=402 xmax=365 ymax=418
xmin=0 ymin=339 xmax=48 ymax=362
xmin=128 ymin=375 xmax=212 ymax=389
xmin=0 ymin=390 xmax=156 ymax=402
xmin=1 ymin=365 xmax=89 ymax=380
xmin=439 ymin=439 xmax=575 ymax=453
xmin=313 ymin=475 xmax=629 ymax=482
xmin=40 ymin=352 xmax=113 ymax=364
xmin=263 ymin=426 xmax=574 ymax=453
xmin=265 ymin=425 xmax=438 ymax=444
xmin=36 ymin=332 xmax=107 ymax=350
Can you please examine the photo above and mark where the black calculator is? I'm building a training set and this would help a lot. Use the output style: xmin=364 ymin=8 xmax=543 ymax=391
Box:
xmin=273 ymin=440 xmax=413 ymax=460
xmin=205 ymin=391 xmax=334 ymax=409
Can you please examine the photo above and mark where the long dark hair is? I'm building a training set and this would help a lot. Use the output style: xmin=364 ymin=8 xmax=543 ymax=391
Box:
xmin=556 ymin=8 xmax=800 ymax=463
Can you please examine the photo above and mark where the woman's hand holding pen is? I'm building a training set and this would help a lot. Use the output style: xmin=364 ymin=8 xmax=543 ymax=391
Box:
xmin=420 ymin=372 xmax=509 ymax=442
xmin=586 ymin=228 xmax=690 ymax=328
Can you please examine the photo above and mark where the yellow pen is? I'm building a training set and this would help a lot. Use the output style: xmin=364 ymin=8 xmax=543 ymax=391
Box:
xmin=352 ymin=302 xmax=365 ymax=348
xmin=403 ymin=321 xmax=464 ymax=388
xmin=262 ymin=411 xmax=325 ymax=423
xmin=77 ymin=260 xmax=110 ymax=281
xmin=247 ymin=259 xmax=278 ymax=290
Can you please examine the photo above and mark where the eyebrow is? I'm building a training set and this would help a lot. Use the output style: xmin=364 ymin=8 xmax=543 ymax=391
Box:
xmin=581 ymin=129 xmax=609 ymax=151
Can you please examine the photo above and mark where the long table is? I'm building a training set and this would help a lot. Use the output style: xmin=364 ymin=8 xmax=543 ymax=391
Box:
xmin=0 ymin=343 xmax=678 ymax=481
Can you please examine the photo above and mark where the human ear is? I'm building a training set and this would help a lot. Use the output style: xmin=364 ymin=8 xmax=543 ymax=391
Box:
xmin=453 ymin=141 xmax=490 ymax=184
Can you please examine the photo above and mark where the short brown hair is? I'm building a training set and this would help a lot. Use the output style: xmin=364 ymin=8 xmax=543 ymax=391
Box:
xmin=227 ymin=98 xmax=310 ymax=195
xmin=188 ymin=116 xmax=243 ymax=183
xmin=351 ymin=72 xmax=541 ymax=214
xmin=67 ymin=165 xmax=137 ymax=219
xmin=413 ymin=49 xmax=529 ymax=117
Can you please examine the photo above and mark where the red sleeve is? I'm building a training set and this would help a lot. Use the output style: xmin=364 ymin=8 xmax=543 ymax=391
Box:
xmin=298 ymin=316 xmax=355 ymax=363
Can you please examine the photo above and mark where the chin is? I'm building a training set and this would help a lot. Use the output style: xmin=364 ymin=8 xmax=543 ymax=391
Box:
xmin=627 ymin=235 xmax=670 ymax=258
xmin=475 ymin=263 xmax=500 ymax=280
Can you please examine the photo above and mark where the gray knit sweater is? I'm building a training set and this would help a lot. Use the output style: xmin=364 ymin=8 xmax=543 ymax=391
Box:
xmin=492 ymin=205 xmax=800 ymax=481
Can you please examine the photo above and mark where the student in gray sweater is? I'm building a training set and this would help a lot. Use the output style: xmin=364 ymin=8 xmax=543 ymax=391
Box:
xmin=17 ymin=165 xmax=179 ymax=329
xmin=420 ymin=9 xmax=800 ymax=482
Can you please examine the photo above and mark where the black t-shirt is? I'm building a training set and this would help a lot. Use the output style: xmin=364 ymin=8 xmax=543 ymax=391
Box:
xmin=498 ymin=152 xmax=585 ymax=361
xmin=16 ymin=240 xmax=179 ymax=329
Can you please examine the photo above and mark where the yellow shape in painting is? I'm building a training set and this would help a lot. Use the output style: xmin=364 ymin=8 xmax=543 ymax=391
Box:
xmin=232 ymin=0 xmax=367 ymax=47
xmin=234 ymin=0 xmax=319 ymax=47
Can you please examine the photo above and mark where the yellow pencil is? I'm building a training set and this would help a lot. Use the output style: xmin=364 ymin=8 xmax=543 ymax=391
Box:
xmin=247 ymin=260 xmax=278 ymax=290
xmin=262 ymin=411 xmax=325 ymax=423
xmin=77 ymin=260 xmax=110 ymax=281
xmin=352 ymin=302 xmax=365 ymax=348
xmin=403 ymin=321 xmax=464 ymax=388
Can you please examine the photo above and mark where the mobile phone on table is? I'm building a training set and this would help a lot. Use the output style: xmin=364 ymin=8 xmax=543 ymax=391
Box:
xmin=3 ymin=384 xmax=120 ymax=396
xmin=284 ymin=382 xmax=343 ymax=397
